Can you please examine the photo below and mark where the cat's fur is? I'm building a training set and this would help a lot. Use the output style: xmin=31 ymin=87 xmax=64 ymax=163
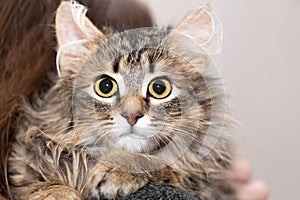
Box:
xmin=5 ymin=1 xmax=235 ymax=200
xmin=0 ymin=0 xmax=153 ymax=199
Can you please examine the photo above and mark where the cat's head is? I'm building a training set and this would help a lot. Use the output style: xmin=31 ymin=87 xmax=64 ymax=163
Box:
xmin=55 ymin=1 xmax=224 ymax=158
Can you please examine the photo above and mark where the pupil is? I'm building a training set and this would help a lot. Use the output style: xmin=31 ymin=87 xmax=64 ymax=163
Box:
xmin=100 ymin=79 xmax=113 ymax=94
xmin=153 ymin=80 xmax=166 ymax=95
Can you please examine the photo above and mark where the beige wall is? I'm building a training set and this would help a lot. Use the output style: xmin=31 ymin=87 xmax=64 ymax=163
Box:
xmin=141 ymin=0 xmax=300 ymax=199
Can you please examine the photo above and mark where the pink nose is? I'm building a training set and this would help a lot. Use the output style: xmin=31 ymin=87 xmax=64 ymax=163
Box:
xmin=121 ymin=111 xmax=144 ymax=125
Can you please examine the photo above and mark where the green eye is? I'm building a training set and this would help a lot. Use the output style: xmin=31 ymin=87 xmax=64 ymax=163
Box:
xmin=94 ymin=76 xmax=118 ymax=98
xmin=148 ymin=78 xmax=171 ymax=99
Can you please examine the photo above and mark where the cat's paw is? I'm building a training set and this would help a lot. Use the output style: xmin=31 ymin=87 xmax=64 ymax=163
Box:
xmin=97 ymin=170 xmax=148 ymax=199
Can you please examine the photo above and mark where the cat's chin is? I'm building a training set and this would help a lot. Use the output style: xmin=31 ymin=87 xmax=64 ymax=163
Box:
xmin=115 ymin=135 xmax=151 ymax=153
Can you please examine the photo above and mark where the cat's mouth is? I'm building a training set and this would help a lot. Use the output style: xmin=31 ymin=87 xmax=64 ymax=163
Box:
xmin=112 ymin=114 xmax=168 ymax=153
xmin=119 ymin=128 xmax=147 ymax=138
xmin=114 ymin=134 xmax=151 ymax=153
xmin=113 ymin=128 xmax=171 ymax=154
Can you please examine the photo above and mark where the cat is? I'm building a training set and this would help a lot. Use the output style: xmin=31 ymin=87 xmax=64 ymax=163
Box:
xmin=7 ymin=1 xmax=236 ymax=200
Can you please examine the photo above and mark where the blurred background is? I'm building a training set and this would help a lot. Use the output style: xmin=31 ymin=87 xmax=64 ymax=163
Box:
xmin=141 ymin=0 xmax=300 ymax=199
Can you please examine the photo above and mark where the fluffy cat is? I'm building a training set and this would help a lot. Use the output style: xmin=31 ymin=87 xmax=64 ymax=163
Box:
xmin=7 ymin=1 xmax=235 ymax=200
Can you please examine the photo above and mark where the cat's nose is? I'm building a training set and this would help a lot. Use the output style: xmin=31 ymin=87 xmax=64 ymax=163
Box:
xmin=121 ymin=111 xmax=144 ymax=125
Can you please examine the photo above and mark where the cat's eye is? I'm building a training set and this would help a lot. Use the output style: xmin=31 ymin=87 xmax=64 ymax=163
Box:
xmin=148 ymin=78 xmax=172 ymax=99
xmin=94 ymin=76 xmax=118 ymax=98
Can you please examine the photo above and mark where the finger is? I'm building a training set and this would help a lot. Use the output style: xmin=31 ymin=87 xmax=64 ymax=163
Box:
xmin=230 ymin=160 xmax=252 ymax=184
xmin=236 ymin=181 xmax=269 ymax=200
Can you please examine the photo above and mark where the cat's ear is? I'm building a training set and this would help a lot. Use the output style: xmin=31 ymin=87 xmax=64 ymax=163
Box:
xmin=55 ymin=1 xmax=104 ymax=58
xmin=174 ymin=6 xmax=223 ymax=55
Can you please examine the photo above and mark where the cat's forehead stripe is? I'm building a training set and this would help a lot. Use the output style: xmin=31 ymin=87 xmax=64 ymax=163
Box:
xmin=149 ymin=63 xmax=155 ymax=73
xmin=112 ymin=48 xmax=163 ymax=74
xmin=113 ymin=56 xmax=121 ymax=73
xmin=112 ymin=49 xmax=146 ymax=73
xmin=126 ymin=48 xmax=148 ymax=65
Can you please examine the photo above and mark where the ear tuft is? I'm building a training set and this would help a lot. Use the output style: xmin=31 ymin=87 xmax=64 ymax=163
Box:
xmin=175 ymin=6 xmax=223 ymax=55
xmin=55 ymin=1 xmax=103 ymax=54
xmin=55 ymin=1 xmax=104 ymax=76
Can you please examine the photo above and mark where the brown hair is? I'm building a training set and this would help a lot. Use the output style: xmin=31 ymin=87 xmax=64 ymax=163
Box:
xmin=0 ymin=0 xmax=153 ymax=198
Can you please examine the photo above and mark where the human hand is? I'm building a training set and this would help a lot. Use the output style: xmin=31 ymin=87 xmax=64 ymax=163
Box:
xmin=231 ymin=160 xmax=269 ymax=200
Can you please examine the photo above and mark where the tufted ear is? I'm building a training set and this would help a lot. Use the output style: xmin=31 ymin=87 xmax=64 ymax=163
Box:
xmin=174 ymin=6 xmax=223 ymax=55
xmin=56 ymin=1 xmax=104 ymax=53
xmin=55 ymin=1 xmax=105 ymax=75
